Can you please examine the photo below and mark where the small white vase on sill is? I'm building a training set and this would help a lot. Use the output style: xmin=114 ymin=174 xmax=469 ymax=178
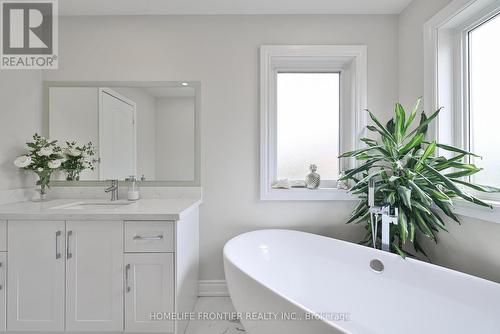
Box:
xmin=305 ymin=164 xmax=320 ymax=189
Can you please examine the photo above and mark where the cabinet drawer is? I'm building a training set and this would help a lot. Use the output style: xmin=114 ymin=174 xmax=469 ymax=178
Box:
xmin=124 ymin=221 xmax=174 ymax=253
xmin=0 ymin=222 xmax=6 ymax=252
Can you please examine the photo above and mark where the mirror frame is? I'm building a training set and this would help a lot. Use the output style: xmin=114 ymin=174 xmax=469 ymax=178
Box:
xmin=43 ymin=81 xmax=201 ymax=187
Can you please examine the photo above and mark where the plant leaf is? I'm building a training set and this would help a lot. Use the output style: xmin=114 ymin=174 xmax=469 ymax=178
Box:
xmin=339 ymin=146 xmax=380 ymax=158
xmin=445 ymin=168 xmax=482 ymax=178
xmin=433 ymin=143 xmax=481 ymax=158
xmin=434 ymin=200 xmax=460 ymax=223
xmin=452 ymin=179 xmax=500 ymax=193
xmin=408 ymin=180 xmax=433 ymax=206
xmin=415 ymin=141 xmax=436 ymax=171
xmin=368 ymin=110 xmax=396 ymax=143
xmin=398 ymin=209 xmax=408 ymax=244
xmin=405 ymin=97 xmax=421 ymax=132
xmin=397 ymin=186 xmax=412 ymax=208
xmin=409 ymin=219 xmax=416 ymax=242
xmin=400 ymin=133 xmax=424 ymax=156
xmin=405 ymin=108 xmax=442 ymax=139
xmin=394 ymin=103 xmax=406 ymax=142
xmin=392 ymin=242 xmax=407 ymax=258
xmin=421 ymin=163 xmax=475 ymax=202
xmin=340 ymin=161 xmax=378 ymax=180
xmin=414 ymin=209 xmax=436 ymax=241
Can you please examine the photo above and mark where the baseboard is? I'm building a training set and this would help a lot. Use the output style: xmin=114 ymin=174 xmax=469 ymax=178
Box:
xmin=198 ymin=280 xmax=229 ymax=297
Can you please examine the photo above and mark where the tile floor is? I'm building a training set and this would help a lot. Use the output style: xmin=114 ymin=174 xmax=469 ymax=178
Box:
xmin=184 ymin=297 xmax=246 ymax=334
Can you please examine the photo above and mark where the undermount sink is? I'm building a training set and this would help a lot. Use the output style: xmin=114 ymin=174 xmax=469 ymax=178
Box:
xmin=51 ymin=200 xmax=133 ymax=210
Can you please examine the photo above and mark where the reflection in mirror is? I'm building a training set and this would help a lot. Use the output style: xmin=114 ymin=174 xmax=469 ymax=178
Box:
xmin=46 ymin=82 xmax=198 ymax=183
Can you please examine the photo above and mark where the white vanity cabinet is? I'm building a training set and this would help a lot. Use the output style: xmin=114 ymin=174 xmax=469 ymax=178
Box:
xmin=0 ymin=200 xmax=200 ymax=334
xmin=124 ymin=221 xmax=176 ymax=333
xmin=7 ymin=221 xmax=66 ymax=332
xmin=124 ymin=253 xmax=174 ymax=332
xmin=66 ymin=221 xmax=124 ymax=331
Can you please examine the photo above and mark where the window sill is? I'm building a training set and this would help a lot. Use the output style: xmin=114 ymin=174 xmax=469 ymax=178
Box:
xmin=260 ymin=188 xmax=358 ymax=201
xmin=452 ymin=198 xmax=500 ymax=224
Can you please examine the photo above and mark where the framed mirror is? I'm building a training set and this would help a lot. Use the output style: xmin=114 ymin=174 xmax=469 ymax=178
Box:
xmin=43 ymin=81 xmax=201 ymax=186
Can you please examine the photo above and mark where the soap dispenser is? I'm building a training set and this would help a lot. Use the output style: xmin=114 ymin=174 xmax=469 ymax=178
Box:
xmin=126 ymin=175 xmax=140 ymax=201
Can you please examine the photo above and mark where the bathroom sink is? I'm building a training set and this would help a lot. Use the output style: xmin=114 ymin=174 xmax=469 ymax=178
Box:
xmin=51 ymin=200 xmax=133 ymax=210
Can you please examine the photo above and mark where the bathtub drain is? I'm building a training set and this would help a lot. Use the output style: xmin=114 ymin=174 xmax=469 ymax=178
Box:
xmin=370 ymin=259 xmax=384 ymax=273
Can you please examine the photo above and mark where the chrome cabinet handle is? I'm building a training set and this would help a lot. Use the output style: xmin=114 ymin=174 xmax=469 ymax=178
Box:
xmin=0 ymin=262 xmax=3 ymax=290
xmin=67 ymin=231 xmax=73 ymax=259
xmin=55 ymin=231 xmax=62 ymax=259
xmin=133 ymin=235 xmax=164 ymax=241
xmin=125 ymin=264 xmax=131 ymax=293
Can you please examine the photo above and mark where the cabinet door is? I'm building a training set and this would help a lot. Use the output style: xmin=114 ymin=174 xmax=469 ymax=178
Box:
xmin=125 ymin=253 xmax=174 ymax=333
xmin=0 ymin=253 xmax=6 ymax=332
xmin=7 ymin=221 xmax=65 ymax=331
xmin=66 ymin=221 xmax=123 ymax=331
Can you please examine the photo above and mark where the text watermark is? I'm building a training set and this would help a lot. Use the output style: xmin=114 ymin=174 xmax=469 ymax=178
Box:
xmin=150 ymin=312 xmax=351 ymax=322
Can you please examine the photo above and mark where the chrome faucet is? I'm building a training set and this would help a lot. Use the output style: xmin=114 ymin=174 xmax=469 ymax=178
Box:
xmin=368 ymin=179 xmax=398 ymax=252
xmin=105 ymin=180 xmax=119 ymax=201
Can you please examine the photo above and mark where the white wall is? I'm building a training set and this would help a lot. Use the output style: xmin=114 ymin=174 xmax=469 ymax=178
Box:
xmin=155 ymin=97 xmax=195 ymax=181
xmin=0 ymin=71 xmax=43 ymax=191
xmin=43 ymin=14 xmax=399 ymax=280
xmin=398 ymin=0 xmax=452 ymax=107
xmin=399 ymin=0 xmax=500 ymax=283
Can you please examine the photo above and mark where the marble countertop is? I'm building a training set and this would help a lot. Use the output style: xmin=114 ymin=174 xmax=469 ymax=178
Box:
xmin=0 ymin=198 xmax=201 ymax=221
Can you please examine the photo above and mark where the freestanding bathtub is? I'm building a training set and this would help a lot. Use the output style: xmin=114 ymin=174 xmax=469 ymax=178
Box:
xmin=223 ymin=229 xmax=500 ymax=334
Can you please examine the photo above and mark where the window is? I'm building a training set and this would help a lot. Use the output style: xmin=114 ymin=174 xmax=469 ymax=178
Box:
xmin=468 ymin=13 xmax=500 ymax=188
xmin=425 ymin=0 xmax=500 ymax=202
xmin=276 ymin=73 xmax=340 ymax=185
xmin=260 ymin=45 xmax=367 ymax=200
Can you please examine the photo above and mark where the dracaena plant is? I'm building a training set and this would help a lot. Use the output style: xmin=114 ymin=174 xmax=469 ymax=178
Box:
xmin=339 ymin=98 xmax=500 ymax=257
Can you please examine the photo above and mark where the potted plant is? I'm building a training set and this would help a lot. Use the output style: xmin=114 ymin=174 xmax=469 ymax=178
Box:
xmin=339 ymin=98 xmax=500 ymax=257
xmin=61 ymin=141 xmax=95 ymax=181
xmin=14 ymin=134 xmax=64 ymax=200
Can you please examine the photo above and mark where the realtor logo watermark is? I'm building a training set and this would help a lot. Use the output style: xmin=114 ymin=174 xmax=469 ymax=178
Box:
xmin=0 ymin=0 xmax=58 ymax=69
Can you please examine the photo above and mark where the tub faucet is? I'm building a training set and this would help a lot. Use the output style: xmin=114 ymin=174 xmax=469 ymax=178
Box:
xmin=105 ymin=180 xmax=119 ymax=201
xmin=368 ymin=179 xmax=398 ymax=252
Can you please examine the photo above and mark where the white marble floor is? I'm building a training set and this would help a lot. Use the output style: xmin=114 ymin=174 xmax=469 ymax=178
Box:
xmin=184 ymin=297 xmax=246 ymax=334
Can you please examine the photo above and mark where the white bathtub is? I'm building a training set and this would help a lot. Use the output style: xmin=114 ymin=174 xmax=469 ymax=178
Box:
xmin=223 ymin=229 xmax=500 ymax=334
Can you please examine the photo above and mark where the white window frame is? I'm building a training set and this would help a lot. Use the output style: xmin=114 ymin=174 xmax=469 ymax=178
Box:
xmin=424 ymin=0 xmax=500 ymax=220
xmin=260 ymin=45 xmax=367 ymax=201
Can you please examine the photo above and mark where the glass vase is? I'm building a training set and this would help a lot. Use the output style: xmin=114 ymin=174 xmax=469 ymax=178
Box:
xmin=33 ymin=170 xmax=52 ymax=202
xmin=34 ymin=187 xmax=48 ymax=202
xmin=65 ymin=169 xmax=81 ymax=181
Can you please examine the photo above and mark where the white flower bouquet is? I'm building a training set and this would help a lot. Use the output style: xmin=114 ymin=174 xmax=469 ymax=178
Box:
xmin=14 ymin=133 xmax=64 ymax=198
xmin=60 ymin=141 xmax=95 ymax=181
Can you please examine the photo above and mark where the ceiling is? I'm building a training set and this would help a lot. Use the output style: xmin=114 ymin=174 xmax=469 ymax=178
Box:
xmin=59 ymin=0 xmax=413 ymax=16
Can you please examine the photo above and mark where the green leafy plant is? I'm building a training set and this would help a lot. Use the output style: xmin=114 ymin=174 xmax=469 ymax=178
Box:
xmin=61 ymin=141 xmax=95 ymax=181
xmin=339 ymin=98 xmax=500 ymax=257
